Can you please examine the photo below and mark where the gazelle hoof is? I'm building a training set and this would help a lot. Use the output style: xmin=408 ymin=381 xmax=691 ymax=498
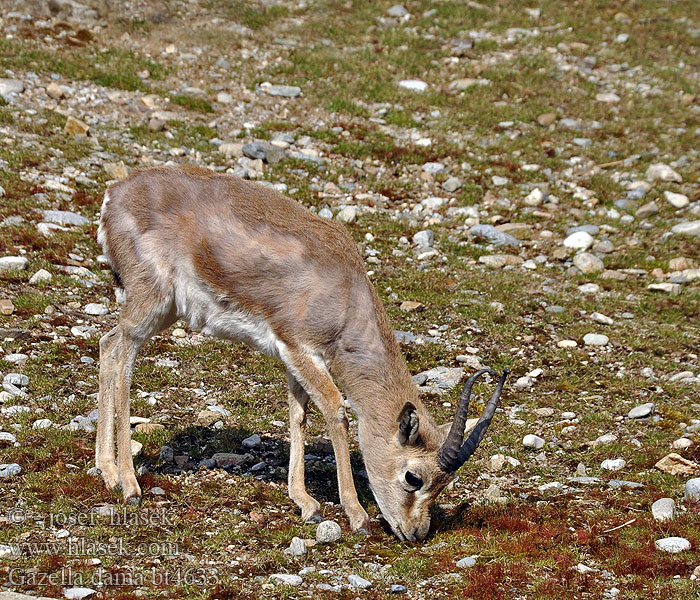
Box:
xmin=126 ymin=495 xmax=142 ymax=507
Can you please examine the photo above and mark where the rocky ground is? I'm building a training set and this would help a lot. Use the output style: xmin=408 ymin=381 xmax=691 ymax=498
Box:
xmin=1 ymin=0 xmax=699 ymax=598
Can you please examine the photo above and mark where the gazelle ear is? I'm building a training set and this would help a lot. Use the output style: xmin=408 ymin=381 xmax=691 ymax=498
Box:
xmin=397 ymin=403 xmax=420 ymax=446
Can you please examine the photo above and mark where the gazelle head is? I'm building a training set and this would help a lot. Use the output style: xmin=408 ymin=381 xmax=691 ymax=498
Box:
xmin=361 ymin=369 xmax=509 ymax=541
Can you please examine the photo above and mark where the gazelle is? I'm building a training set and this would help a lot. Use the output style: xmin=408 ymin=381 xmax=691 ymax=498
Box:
xmin=95 ymin=165 xmax=508 ymax=541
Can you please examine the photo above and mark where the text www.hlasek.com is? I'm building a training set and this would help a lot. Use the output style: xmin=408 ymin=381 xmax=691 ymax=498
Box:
xmin=5 ymin=538 xmax=180 ymax=557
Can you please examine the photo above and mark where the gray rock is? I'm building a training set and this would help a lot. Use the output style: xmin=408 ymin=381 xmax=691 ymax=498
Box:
xmin=4 ymin=373 xmax=28 ymax=387
xmin=573 ymin=253 xmax=604 ymax=273
xmin=0 ymin=78 xmax=25 ymax=95
xmin=29 ymin=268 xmax=52 ymax=283
xmin=0 ymin=463 xmax=22 ymax=478
xmin=685 ymin=477 xmax=700 ymax=501
xmin=456 ymin=556 xmax=477 ymax=568
xmin=216 ymin=92 xmax=233 ymax=104
xmin=608 ymin=480 xmax=643 ymax=490
xmin=654 ymin=537 xmax=690 ymax=553
xmin=33 ymin=418 xmax=53 ymax=429
xmin=387 ymin=5 xmax=408 ymax=17
xmin=566 ymin=225 xmax=600 ymax=236
xmin=636 ymin=201 xmax=659 ymax=219
xmin=398 ymin=80 xmax=428 ymax=92
xmin=628 ymin=403 xmax=654 ymax=419
xmin=664 ymin=191 xmax=689 ymax=209
xmin=243 ymin=141 xmax=286 ymax=164
xmin=63 ymin=588 xmax=97 ymax=600
xmin=413 ymin=229 xmax=434 ymax=248
xmin=348 ymin=574 xmax=372 ymax=589
xmin=242 ymin=433 xmax=261 ymax=449
xmin=563 ymin=231 xmax=594 ymax=250
xmin=601 ymin=459 xmax=626 ymax=471
xmin=316 ymin=520 xmax=342 ymax=543
xmin=318 ymin=207 xmax=333 ymax=219
xmin=84 ymin=303 xmax=108 ymax=316
xmin=212 ymin=452 xmax=246 ymax=468
xmin=285 ymin=536 xmax=307 ymax=556
xmin=0 ymin=432 xmax=17 ymax=444
xmin=470 ymin=224 xmax=519 ymax=247
xmin=523 ymin=434 xmax=545 ymax=449
xmin=391 ymin=584 xmax=408 ymax=593
xmin=651 ymin=498 xmax=675 ymax=522
xmin=647 ymin=282 xmax=682 ymax=295
xmin=422 ymin=161 xmax=444 ymax=174
xmin=42 ymin=210 xmax=90 ymax=226
xmin=671 ymin=221 xmax=700 ymax=237
xmin=267 ymin=85 xmax=302 ymax=98
xmin=0 ymin=256 xmax=29 ymax=273
xmin=160 ymin=446 xmax=175 ymax=462
xmin=269 ymin=573 xmax=303 ymax=586
xmin=336 ymin=206 xmax=357 ymax=223
xmin=646 ymin=163 xmax=682 ymax=183
xmin=583 ymin=333 xmax=609 ymax=346
xmin=442 ymin=177 xmax=462 ymax=192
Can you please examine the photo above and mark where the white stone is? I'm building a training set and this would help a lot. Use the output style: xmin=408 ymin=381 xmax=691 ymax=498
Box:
xmin=574 ymin=253 xmax=604 ymax=273
xmin=336 ymin=206 xmax=357 ymax=223
xmin=0 ymin=256 xmax=29 ymax=273
xmin=651 ymin=498 xmax=675 ymax=522
xmin=64 ymin=588 xmax=97 ymax=600
xmin=591 ymin=312 xmax=614 ymax=325
xmin=84 ymin=303 xmax=108 ymax=316
xmin=671 ymin=221 xmax=700 ymax=237
xmin=524 ymin=188 xmax=544 ymax=206
xmin=523 ymin=434 xmax=545 ymax=449
xmin=664 ymin=191 xmax=689 ymax=209
xmin=601 ymin=459 xmax=626 ymax=471
xmin=130 ymin=440 xmax=143 ymax=457
xmin=685 ymin=478 xmax=700 ymax=501
xmin=628 ymin=403 xmax=654 ymax=419
xmin=456 ymin=556 xmax=477 ymax=568
xmin=398 ymin=79 xmax=428 ymax=92
xmin=583 ymin=333 xmax=609 ymax=346
xmin=286 ymin=536 xmax=307 ymax=556
xmin=655 ymin=537 xmax=690 ymax=553
xmin=646 ymin=163 xmax=682 ymax=183
xmin=316 ymin=520 xmax=342 ymax=543
xmin=29 ymin=268 xmax=52 ymax=283
xmin=563 ymin=231 xmax=594 ymax=250
xmin=579 ymin=283 xmax=600 ymax=294
xmin=596 ymin=92 xmax=620 ymax=103
xmin=270 ymin=574 xmax=303 ymax=586
xmin=557 ymin=340 xmax=577 ymax=348
xmin=648 ymin=283 xmax=682 ymax=295
xmin=672 ymin=438 xmax=692 ymax=451
xmin=348 ymin=574 xmax=372 ymax=589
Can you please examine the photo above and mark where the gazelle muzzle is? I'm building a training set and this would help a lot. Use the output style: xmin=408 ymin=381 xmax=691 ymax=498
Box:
xmin=437 ymin=368 xmax=510 ymax=472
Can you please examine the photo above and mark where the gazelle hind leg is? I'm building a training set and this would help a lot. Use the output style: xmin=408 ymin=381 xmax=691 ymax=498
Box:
xmin=287 ymin=372 xmax=322 ymax=523
xmin=96 ymin=327 xmax=121 ymax=489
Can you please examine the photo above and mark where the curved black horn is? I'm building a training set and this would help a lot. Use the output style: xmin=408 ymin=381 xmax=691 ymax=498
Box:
xmin=438 ymin=369 xmax=509 ymax=472
xmin=437 ymin=368 xmax=495 ymax=472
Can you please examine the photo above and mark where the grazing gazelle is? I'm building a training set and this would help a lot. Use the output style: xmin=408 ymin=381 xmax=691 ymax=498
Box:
xmin=96 ymin=165 xmax=508 ymax=541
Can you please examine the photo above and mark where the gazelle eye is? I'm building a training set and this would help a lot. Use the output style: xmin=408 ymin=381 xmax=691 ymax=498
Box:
xmin=404 ymin=471 xmax=423 ymax=491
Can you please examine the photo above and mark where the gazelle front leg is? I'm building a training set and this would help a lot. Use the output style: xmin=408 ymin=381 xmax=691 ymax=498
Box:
xmin=287 ymin=373 xmax=322 ymax=523
xmin=285 ymin=351 xmax=370 ymax=532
